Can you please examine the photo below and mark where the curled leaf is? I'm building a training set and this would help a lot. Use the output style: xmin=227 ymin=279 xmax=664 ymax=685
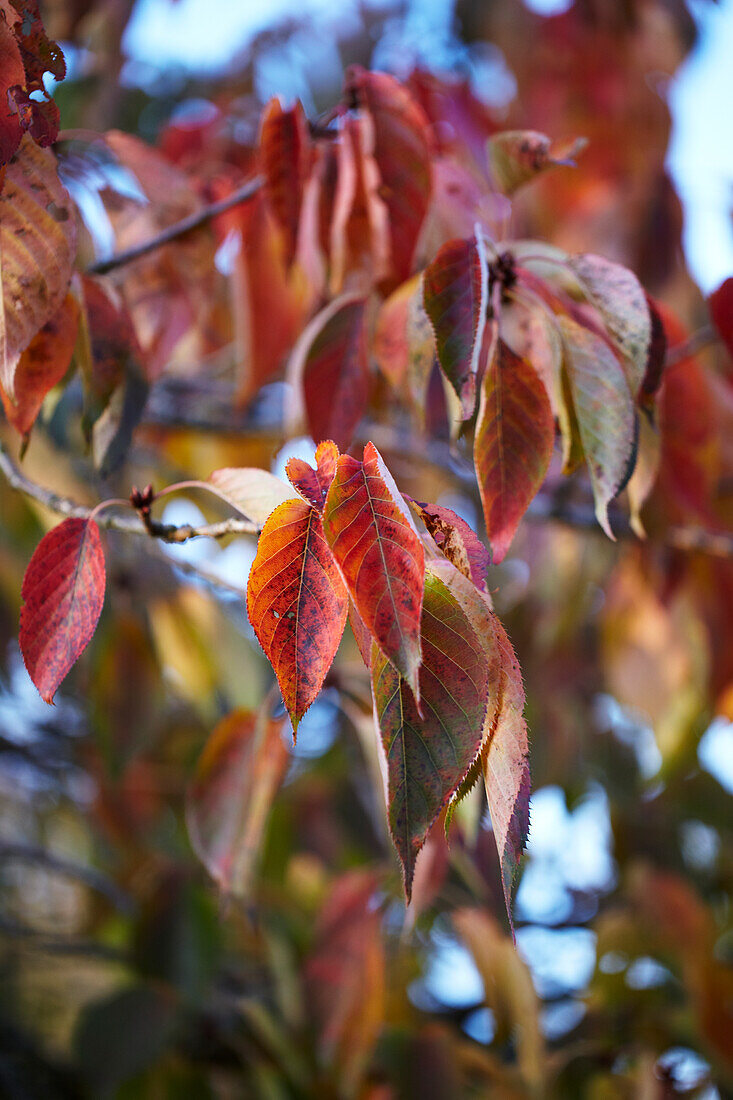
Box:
xmin=247 ymin=498 xmax=348 ymax=733
xmin=409 ymin=498 xmax=489 ymax=592
xmin=487 ymin=130 xmax=586 ymax=195
xmin=20 ymin=517 xmax=106 ymax=704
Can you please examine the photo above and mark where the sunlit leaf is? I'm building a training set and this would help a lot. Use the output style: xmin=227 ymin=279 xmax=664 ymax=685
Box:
xmin=20 ymin=517 xmax=106 ymax=704
xmin=208 ymin=467 xmax=293 ymax=526
xmin=474 ymin=337 xmax=555 ymax=563
xmin=186 ymin=707 xmax=289 ymax=896
xmin=557 ymin=315 xmax=635 ymax=537
xmin=323 ymin=442 xmax=424 ymax=702
xmin=487 ymin=130 xmax=586 ymax=195
xmin=371 ymin=565 xmax=490 ymax=897
xmin=286 ymin=439 xmax=339 ymax=510
xmin=247 ymin=498 xmax=348 ymax=732
xmin=423 ymin=228 xmax=489 ymax=418
xmin=0 ymin=135 xmax=76 ymax=398
xmin=569 ymin=252 xmax=651 ymax=397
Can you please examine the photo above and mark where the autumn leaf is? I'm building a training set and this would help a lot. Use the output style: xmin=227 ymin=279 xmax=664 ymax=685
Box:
xmin=346 ymin=67 xmax=433 ymax=287
xmin=373 ymin=273 xmax=435 ymax=414
xmin=371 ymin=565 xmax=490 ymax=897
xmin=708 ymin=276 xmax=733 ymax=363
xmin=300 ymin=296 xmax=370 ymax=452
xmin=323 ymin=442 xmax=424 ymax=702
xmin=305 ymin=871 xmax=385 ymax=1093
xmin=557 ymin=314 xmax=635 ymax=537
xmin=0 ymin=291 xmax=78 ymax=441
xmin=569 ymin=252 xmax=651 ymax=397
xmin=259 ymin=97 xmax=311 ymax=269
xmin=20 ymin=517 xmax=106 ymax=704
xmin=408 ymin=498 xmax=489 ymax=592
xmin=77 ymin=276 xmax=144 ymax=439
xmin=208 ymin=467 xmax=294 ymax=526
xmin=286 ymin=439 xmax=339 ymax=510
xmin=423 ymin=228 xmax=489 ymax=418
xmin=0 ymin=135 xmax=77 ymax=399
xmin=186 ymin=706 xmax=290 ymax=896
xmin=640 ymin=293 xmax=668 ymax=405
xmin=0 ymin=20 xmax=26 ymax=166
xmin=247 ymin=498 xmax=348 ymax=733
xmin=487 ymin=130 xmax=586 ymax=195
xmin=474 ymin=338 xmax=555 ymax=563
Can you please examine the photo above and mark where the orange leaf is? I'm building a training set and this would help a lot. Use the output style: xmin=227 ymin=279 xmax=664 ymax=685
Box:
xmin=247 ymin=498 xmax=348 ymax=733
xmin=474 ymin=338 xmax=555 ymax=563
xmin=259 ymin=97 xmax=311 ymax=270
xmin=323 ymin=442 xmax=424 ymax=702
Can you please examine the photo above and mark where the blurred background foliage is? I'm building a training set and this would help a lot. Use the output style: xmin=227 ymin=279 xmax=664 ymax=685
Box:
xmin=1 ymin=0 xmax=732 ymax=1097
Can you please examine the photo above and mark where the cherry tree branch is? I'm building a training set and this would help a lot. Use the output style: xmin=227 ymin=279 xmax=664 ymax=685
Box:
xmin=86 ymin=174 xmax=263 ymax=275
xmin=665 ymin=323 xmax=720 ymax=367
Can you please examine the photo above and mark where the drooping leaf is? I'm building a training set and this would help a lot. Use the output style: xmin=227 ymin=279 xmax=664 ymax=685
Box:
xmin=0 ymin=135 xmax=76 ymax=398
xmin=323 ymin=442 xmax=424 ymax=702
xmin=557 ymin=314 xmax=635 ymax=538
xmin=371 ymin=566 xmax=490 ymax=897
xmin=0 ymin=20 xmax=26 ymax=167
xmin=305 ymin=871 xmax=385 ymax=1093
xmin=247 ymin=498 xmax=348 ymax=732
xmin=186 ymin=707 xmax=289 ymax=896
xmin=423 ymin=229 xmax=488 ymax=419
xmin=77 ymin=276 xmax=144 ymax=438
xmin=259 ymin=97 xmax=311 ymax=269
xmin=301 ymin=296 xmax=370 ymax=452
xmin=373 ymin=273 xmax=435 ymax=407
xmin=286 ymin=439 xmax=339 ymax=510
xmin=20 ymin=517 xmax=106 ymax=704
xmin=487 ymin=130 xmax=586 ymax=195
xmin=569 ymin=252 xmax=651 ymax=397
xmin=640 ymin=292 xmax=668 ymax=406
xmin=474 ymin=338 xmax=555 ymax=563
xmin=453 ymin=909 xmax=543 ymax=1089
xmin=346 ymin=67 xmax=433 ymax=287
xmin=708 ymin=276 xmax=733 ymax=363
xmin=0 ymin=291 xmax=78 ymax=440
xmin=208 ymin=467 xmax=293 ymax=526
xmin=431 ymin=561 xmax=529 ymax=930
xmin=408 ymin=498 xmax=490 ymax=592
xmin=0 ymin=0 xmax=64 ymax=164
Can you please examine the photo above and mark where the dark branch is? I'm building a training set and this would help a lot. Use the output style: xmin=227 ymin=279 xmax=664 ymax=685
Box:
xmin=86 ymin=174 xmax=263 ymax=275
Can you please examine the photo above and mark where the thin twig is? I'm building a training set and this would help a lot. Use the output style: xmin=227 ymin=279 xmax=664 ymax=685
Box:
xmin=86 ymin=174 xmax=263 ymax=275
xmin=664 ymin=323 xmax=719 ymax=367
xmin=0 ymin=842 xmax=134 ymax=913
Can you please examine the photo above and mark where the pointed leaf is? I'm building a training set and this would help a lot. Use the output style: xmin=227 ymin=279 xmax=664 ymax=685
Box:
xmin=408 ymin=498 xmax=489 ymax=592
xmin=474 ymin=338 xmax=555 ymax=563
xmin=569 ymin=253 xmax=651 ymax=397
xmin=557 ymin=315 xmax=635 ymax=538
xmin=371 ymin=566 xmax=490 ymax=897
xmin=0 ymin=135 xmax=76 ymax=398
xmin=259 ymin=97 xmax=311 ymax=270
xmin=20 ymin=517 xmax=106 ymax=704
xmin=286 ymin=439 xmax=339 ymax=511
xmin=430 ymin=561 xmax=529 ymax=931
xmin=487 ymin=130 xmax=586 ymax=195
xmin=323 ymin=442 xmax=424 ymax=701
xmin=247 ymin=498 xmax=348 ymax=732
xmin=301 ymin=296 xmax=370 ymax=452
xmin=346 ymin=67 xmax=433 ymax=286
xmin=186 ymin=707 xmax=289 ymax=896
xmin=0 ymin=291 xmax=78 ymax=439
xmin=423 ymin=229 xmax=488 ymax=418
xmin=208 ymin=467 xmax=293 ymax=526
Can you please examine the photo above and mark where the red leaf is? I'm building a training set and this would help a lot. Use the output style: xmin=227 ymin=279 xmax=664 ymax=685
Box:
xmin=20 ymin=518 xmax=106 ymax=704
xmin=323 ymin=442 xmax=425 ymax=702
xmin=474 ymin=338 xmax=555 ymax=563
xmin=346 ymin=67 xmax=433 ymax=287
xmin=1 ymin=292 xmax=78 ymax=439
xmin=709 ymin=277 xmax=733 ymax=364
xmin=247 ymin=498 xmax=348 ymax=733
xmin=0 ymin=21 xmax=27 ymax=166
xmin=423 ymin=229 xmax=489 ymax=418
xmin=286 ymin=439 xmax=339 ymax=510
xmin=640 ymin=293 xmax=668 ymax=405
xmin=259 ymin=97 xmax=311 ymax=270
xmin=408 ymin=498 xmax=489 ymax=592
xmin=186 ymin=707 xmax=289 ymax=896
xmin=371 ymin=565 xmax=490 ymax=896
xmin=295 ymin=296 xmax=369 ymax=453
